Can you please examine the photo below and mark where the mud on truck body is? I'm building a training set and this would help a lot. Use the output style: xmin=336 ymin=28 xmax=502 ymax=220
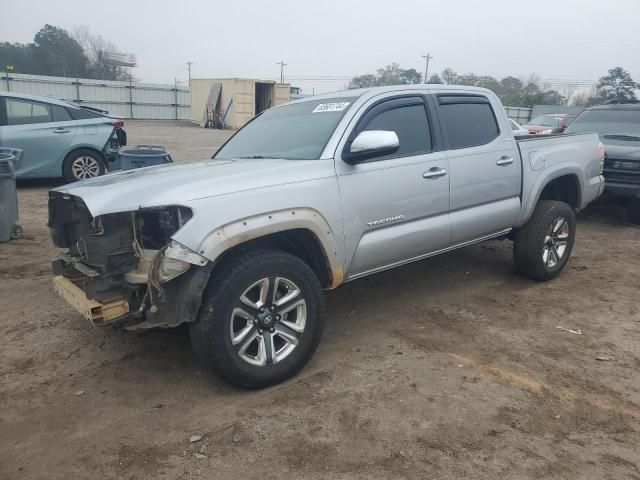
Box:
xmin=49 ymin=85 xmax=605 ymax=388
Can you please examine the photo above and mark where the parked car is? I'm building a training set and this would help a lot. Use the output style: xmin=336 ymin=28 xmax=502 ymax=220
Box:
xmin=0 ymin=92 xmax=126 ymax=182
xmin=522 ymin=113 xmax=576 ymax=135
xmin=564 ymin=103 xmax=640 ymax=224
xmin=48 ymin=85 xmax=604 ymax=388
xmin=509 ymin=118 xmax=530 ymax=136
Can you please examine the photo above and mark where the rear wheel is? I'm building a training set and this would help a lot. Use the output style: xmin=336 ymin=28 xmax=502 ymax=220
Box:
xmin=628 ymin=199 xmax=640 ymax=225
xmin=63 ymin=149 xmax=105 ymax=182
xmin=190 ymin=250 xmax=325 ymax=388
xmin=514 ymin=200 xmax=576 ymax=281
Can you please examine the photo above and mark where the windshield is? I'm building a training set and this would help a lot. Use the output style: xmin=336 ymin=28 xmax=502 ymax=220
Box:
xmin=529 ymin=115 xmax=563 ymax=127
xmin=565 ymin=109 xmax=640 ymax=141
xmin=214 ymin=97 xmax=354 ymax=160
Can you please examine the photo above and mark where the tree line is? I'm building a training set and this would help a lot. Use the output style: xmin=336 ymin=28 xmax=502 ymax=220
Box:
xmin=349 ymin=64 xmax=639 ymax=108
xmin=0 ymin=24 xmax=131 ymax=81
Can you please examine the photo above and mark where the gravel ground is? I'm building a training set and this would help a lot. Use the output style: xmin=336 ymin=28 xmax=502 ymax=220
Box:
xmin=1 ymin=121 xmax=639 ymax=480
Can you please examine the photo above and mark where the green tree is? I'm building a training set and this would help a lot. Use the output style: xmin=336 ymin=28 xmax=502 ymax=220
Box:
xmin=376 ymin=63 xmax=405 ymax=85
xmin=456 ymin=73 xmax=479 ymax=86
xmin=32 ymin=24 xmax=88 ymax=77
xmin=499 ymin=76 xmax=524 ymax=106
xmin=399 ymin=68 xmax=421 ymax=85
xmin=441 ymin=68 xmax=458 ymax=85
xmin=349 ymin=73 xmax=377 ymax=89
xmin=0 ymin=42 xmax=36 ymax=73
xmin=427 ymin=74 xmax=443 ymax=84
xmin=594 ymin=67 xmax=638 ymax=104
xmin=349 ymin=63 xmax=424 ymax=89
xmin=476 ymin=75 xmax=501 ymax=92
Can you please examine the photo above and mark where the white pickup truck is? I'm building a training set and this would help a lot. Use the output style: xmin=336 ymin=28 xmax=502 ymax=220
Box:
xmin=48 ymin=85 xmax=605 ymax=388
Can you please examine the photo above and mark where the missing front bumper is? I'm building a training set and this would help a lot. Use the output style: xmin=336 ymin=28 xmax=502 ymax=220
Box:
xmin=52 ymin=275 xmax=130 ymax=325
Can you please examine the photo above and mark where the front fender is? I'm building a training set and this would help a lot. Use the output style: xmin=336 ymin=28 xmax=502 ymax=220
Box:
xmin=195 ymin=207 xmax=344 ymax=286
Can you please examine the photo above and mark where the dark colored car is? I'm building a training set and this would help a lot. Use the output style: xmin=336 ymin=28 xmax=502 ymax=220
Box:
xmin=522 ymin=113 xmax=576 ymax=134
xmin=565 ymin=104 xmax=640 ymax=224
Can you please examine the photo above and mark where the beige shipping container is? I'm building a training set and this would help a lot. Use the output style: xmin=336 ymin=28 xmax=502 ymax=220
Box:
xmin=190 ymin=78 xmax=291 ymax=129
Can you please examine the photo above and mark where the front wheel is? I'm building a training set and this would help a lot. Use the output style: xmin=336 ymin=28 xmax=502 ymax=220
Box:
xmin=190 ymin=250 xmax=326 ymax=388
xmin=514 ymin=200 xmax=576 ymax=281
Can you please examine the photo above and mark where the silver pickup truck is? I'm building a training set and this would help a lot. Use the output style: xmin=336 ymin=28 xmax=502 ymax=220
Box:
xmin=48 ymin=85 xmax=604 ymax=388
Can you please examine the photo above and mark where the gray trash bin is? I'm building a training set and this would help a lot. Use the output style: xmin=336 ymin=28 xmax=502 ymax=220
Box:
xmin=117 ymin=145 xmax=173 ymax=171
xmin=0 ymin=148 xmax=23 ymax=243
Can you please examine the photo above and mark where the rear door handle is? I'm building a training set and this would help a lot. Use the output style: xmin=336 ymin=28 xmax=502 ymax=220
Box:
xmin=423 ymin=167 xmax=448 ymax=179
xmin=54 ymin=128 xmax=71 ymax=134
xmin=497 ymin=156 xmax=514 ymax=166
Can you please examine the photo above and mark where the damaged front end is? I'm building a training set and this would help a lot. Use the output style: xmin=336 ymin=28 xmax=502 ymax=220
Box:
xmin=48 ymin=192 xmax=211 ymax=330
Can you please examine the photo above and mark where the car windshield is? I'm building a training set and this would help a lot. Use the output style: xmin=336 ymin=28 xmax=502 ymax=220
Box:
xmin=529 ymin=115 xmax=563 ymax=127
xmin=565 ymin=109 xmax=640 ymax=141
xmin=214 ymin=97 xmax=354 ymax=160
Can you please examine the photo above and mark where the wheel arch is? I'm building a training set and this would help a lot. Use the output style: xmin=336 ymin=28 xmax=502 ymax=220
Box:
xmin=538 ymin=174 xmax=581 ymax=210
xmin=518 ymin=169 xmax=583 ymax=227
xmin=196 ymin=208 xmax=345 ymax=289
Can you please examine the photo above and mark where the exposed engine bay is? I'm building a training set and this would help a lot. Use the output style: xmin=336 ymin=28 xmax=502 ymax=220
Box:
xmin=48 ymin=192 xmax=211 ymax=329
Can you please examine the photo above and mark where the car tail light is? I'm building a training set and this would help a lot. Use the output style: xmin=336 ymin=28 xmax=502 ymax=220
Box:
xmin=110 ymin=120 xmax=124 ymax=128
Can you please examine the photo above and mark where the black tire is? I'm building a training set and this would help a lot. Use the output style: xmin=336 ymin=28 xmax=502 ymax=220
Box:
xmin=513 ymin=200 xmax=576 ymax=281
xmin=62 ymin=149 xmax=106 ymax=182
xmin=628 ymin=199 xmax=640 ymax=225
xmin=190 ymin=249 xmax=326 ymax=388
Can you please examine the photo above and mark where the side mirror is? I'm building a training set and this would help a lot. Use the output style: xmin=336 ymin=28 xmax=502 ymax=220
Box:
xmin=343 ymin=130 xmax=400 ymax=163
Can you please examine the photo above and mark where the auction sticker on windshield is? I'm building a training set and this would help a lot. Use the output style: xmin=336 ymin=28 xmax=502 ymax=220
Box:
xmin=312 ymin=102 xmax=350 ymax=113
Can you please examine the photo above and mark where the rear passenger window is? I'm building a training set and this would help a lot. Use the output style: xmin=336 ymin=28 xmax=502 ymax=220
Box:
xmin=69 ymin=107 xmax=103 ymax=120
xmin=362 ymin=104 xmax=431 ymax=158
xmin=439 ymin=101 xmax=500 ymax=149
xmin=52 ymin=105 xmax=73 ymax=122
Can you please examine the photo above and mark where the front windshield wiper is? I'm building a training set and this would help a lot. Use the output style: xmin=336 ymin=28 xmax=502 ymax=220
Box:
xmin=602 ymin=134 xmax=640 ymax=141
xmin=237 ymin=155 xmax=277 ymax=159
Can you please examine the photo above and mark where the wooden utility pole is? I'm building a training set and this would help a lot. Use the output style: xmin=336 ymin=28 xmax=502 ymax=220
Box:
xmin=277 ymin=60 xmax=287 ymax=84
xmin=422 ymin=53 xmax=433 ymax=84
xmin=186 ymin=61 xmax=194 ymax=84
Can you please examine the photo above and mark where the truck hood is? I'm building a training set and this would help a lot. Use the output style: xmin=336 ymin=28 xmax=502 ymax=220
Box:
xmin=601 ymin=140 xmax=640 ymax=161
xmin=52 ymin=158 xmax=333 ymax=216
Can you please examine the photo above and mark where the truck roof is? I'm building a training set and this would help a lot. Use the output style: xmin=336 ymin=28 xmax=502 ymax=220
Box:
xmin=289 ymin=84 xmax=494 ymax=104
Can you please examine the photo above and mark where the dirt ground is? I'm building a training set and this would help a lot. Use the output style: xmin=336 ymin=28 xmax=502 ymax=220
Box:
xmin=1 ymin=121 xmax=639 ymax=480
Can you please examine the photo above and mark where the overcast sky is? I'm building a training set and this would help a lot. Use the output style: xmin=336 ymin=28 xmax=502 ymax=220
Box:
xmin=1 ymin=0 xmax=639 ymax=94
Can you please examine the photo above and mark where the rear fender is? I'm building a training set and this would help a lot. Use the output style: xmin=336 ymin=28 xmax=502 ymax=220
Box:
xmin=517 ymin=164 xmax=582 ymax=227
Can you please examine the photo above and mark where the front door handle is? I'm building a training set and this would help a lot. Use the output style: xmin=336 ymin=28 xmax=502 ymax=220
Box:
xmin=53 ymin=128 xmax=71 ymax=134
xmin=497 ymin=156 xmax=514 ymax=166
xmin=423 ymin=167 xmax=448 ymax=179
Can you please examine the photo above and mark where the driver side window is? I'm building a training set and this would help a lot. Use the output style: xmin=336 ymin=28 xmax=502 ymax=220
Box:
xmin=359 ymin=100 xmax=432 ymax=160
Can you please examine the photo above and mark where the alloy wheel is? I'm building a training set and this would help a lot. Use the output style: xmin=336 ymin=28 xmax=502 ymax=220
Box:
xmin=542 ymin=217 xmax=570 ymax=268
xmin=71 ymin=156 xmax=101 ymax=179
xmin=230 ymin=277 xmax=307 ymax=366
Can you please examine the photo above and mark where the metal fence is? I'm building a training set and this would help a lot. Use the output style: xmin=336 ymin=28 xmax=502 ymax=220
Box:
xmin=1 ymin=72 xmax=190 ymax=120
xmin=504 ymin=106 xmax=533 ymax=124
xmin=531 ymin=105 xmax=585 ymax=119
